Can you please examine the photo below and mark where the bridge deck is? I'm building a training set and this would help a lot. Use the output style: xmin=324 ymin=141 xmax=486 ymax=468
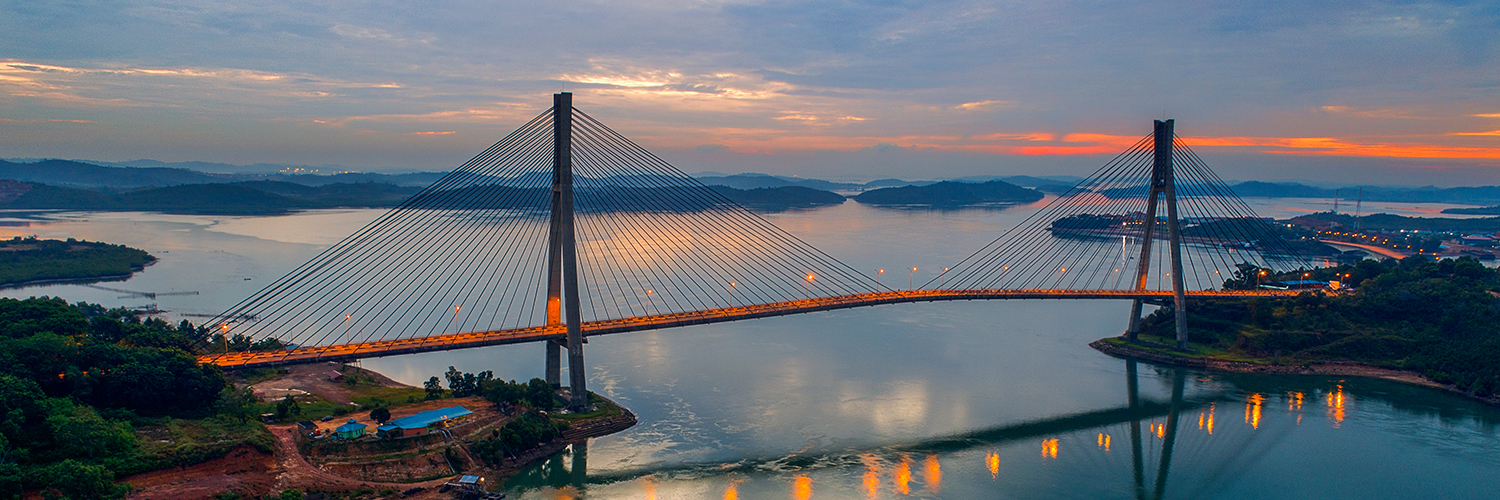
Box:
xmin=201 ymin=289 xmax=1299 ymax=369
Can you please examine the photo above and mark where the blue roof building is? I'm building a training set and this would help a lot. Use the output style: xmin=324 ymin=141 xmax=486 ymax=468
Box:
xmin=375 ymin=406 xmax=474 ymax=439
xmin=335 ymin=419 xmax=367 ymax=439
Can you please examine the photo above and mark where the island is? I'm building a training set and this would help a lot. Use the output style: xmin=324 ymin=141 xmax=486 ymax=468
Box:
xmin=1092 ymin=256 xmax=1500 ymax=405
xmin=709 ymin=185 xmax=846 ymax=210
xmin=852 ymin=180 xmax=1045 ymax=207
xmin=0 ymin=237 xmax=155 ymax=288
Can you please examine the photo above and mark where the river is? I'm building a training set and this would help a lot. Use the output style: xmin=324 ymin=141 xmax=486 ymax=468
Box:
xmin=2 ymin=199 xmax=1497 ymax=499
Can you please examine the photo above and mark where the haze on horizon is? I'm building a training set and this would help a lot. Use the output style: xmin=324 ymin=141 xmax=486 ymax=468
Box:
xmin=1 ymin=1 xmax=1498 ymax=186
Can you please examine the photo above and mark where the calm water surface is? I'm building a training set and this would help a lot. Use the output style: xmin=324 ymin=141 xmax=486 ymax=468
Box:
xmin=3 ymin=200 xmax=1498 ymax=499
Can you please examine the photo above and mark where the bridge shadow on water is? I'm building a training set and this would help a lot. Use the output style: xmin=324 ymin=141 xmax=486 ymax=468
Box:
xmin=494 ymin=358 xmax=1371 ymax=499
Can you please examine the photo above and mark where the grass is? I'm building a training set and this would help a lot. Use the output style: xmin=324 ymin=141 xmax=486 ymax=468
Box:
xmin=552 ymin=393 xmax=622 ymax=420
xmin=1103 ymin=336 xmax=1289 ymax=365
xmin=119 ymin=415 xmax=275 ymax=476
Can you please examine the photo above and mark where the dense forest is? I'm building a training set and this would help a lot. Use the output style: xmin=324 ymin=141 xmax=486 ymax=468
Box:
xmin=0 ymin=297 xmax=270 ymax=499
xmin=0 ymin=237 xmax=155 ymax=287
xmin=853 ymin=180 xmax=1044 ymax=207
xmin=1141 ymin=256 xmax=1500 ymax=397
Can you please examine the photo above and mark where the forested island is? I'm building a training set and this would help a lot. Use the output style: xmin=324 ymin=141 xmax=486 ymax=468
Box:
xmin=0 ymin=237 xmax=155 ymax=287
xmin=853 ymin=180 xmax=1044 ymax=207
xmin=709 ymin=185 xmax=846 ymax=210
xmin=1110 ymin=256 xmax=1500 ymax=401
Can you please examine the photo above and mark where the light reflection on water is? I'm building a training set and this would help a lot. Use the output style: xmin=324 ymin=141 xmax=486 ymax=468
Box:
xmin=3 ymin=202 xmax=1500 ymax=499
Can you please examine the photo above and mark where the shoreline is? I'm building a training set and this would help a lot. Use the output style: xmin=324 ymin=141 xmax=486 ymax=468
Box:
xmin=1089 ymin=338 xmax=1500 ymax=407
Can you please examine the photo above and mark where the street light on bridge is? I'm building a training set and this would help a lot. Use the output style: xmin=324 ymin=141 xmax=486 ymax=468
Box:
xmin=910 ymin=267 xmax=917 ymax=290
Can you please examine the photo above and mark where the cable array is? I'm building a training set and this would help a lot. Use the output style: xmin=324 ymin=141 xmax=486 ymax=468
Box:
xmin=206 ymin=105 xmax=886 ymax=355
xmin=929 ymin=134 xmax=1312 ymax=292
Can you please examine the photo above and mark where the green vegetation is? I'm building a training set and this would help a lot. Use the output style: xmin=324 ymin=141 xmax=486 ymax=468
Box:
xmin=1291 ymin=211 xmax=1500 ymax=233
xmin=1139 ymin=257 xmax=1500 ymax=397
xmin=0 ymin=297 xmax=271 ymax=499
xmin=0 ymin=237 xmax=155 ymax=287
xmin=467 ymin=412 xmax=568 ymax=465
xmin=708 ymin=185 xmax=846 ymax=210
xmin=854 ymin=180 xmax=1044 ymax=207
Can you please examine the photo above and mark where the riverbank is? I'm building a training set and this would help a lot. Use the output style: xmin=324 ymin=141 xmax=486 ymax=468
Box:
xmin=1090 ymin=337 xmax=1500 ymax=407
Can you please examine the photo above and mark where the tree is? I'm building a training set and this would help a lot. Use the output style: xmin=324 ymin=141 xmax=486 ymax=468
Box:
xmin=424 ymin=377 xmax=445 ymax=400
xmin=369 ymin=407 xmax=391 ymax=424
xmin=216 ymin=386 xmax=259 ymax=422
xmin=275 ymin=396 xmax=300 ymax=420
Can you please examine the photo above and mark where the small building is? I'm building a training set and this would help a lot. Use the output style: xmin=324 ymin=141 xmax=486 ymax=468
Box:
xmin=375 ymin=406 xmax=474 ymax=439
xmin=326 ymin=370 xmax=344 ymax=381
xmin=297 ymin=420 xmax=318 ymax=435
xmin=335 ymin=419 xmax=367 ymax=439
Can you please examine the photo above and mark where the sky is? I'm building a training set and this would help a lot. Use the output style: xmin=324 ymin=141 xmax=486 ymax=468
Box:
xmin=1 ymin=0 xmax=1499 ymax=185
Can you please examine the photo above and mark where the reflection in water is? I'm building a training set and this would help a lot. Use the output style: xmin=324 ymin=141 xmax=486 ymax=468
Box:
xmin=1327 ymin=384 xmax=1347 ymax=427
xmin=792 ymin=475 xmax=812 ymax=500
xmin=923 ymin=454 xmax=942 ymax=493
xmin=894 ymin=455 xmax=912 ymax=495
xmin=723 ymin=479 xmax=738 ymax=500
xmin=1197 ymin=403 xmax=1216 ymax=435
xmin=641 ymin=476 xmax=656 ymax=500
xmin=860 ymin=454 xmax=879 ymax=498
xmin=1247 ymin=393 xmax=1265 ymax=429
xmin=497 ymin=358 xmax=1500 ymax=500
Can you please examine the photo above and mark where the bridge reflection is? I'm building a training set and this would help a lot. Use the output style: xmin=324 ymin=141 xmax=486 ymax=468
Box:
xmin=497 ymin=359 xmax=1286 ymax=498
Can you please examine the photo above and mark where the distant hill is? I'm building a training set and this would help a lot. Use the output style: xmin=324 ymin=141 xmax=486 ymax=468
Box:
xmin=708 ymin=185 xmax=846 ymax=210
xmin=695 ymin=173 xmax=863 ymax=191
xmin=1224 ymin=181 xmax=1500 ymax=205
xmin=0 ymin=180 xmax=423 ymax=215
xmin=0 ymin=159 xmax=445 ymax=189
xmin=853 ymin=180 xmax=1044 ymax=207
xmin=1290 ymin=211 xmax=1500 ymax=233
xmin=1442 ymin=206 xmax=1500 ymax=215
xmin=0 ymin=159 xmax=227 ymax=188
xmin=1227 ymin=181 xmax=1334 ymax=198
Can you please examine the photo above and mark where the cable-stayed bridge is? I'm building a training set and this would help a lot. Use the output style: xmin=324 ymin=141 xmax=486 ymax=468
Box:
xmin=201 ymin=94 xmax=1309 ymax=409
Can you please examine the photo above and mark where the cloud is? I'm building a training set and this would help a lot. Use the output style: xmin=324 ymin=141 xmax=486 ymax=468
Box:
xmin=0 ymin=0 xmax=1496 ymax=184
xmin=954 ymin=100 xmax=1013 ymax=111
xmin=409 ymin=131 xmax=456 ymax=135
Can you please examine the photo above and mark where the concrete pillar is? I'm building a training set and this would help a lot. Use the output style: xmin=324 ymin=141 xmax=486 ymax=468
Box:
xmin=553 ymin=92 xmax=590 ymax=410
xmin=1154 ymin=120 xmax=1189 ymax=351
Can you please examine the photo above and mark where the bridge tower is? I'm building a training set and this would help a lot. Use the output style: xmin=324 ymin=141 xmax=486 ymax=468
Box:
xmin=1125 ymin=119 xmax=1190 ymax=350
xmin=544 ymin=92 xmax=590 ymax=410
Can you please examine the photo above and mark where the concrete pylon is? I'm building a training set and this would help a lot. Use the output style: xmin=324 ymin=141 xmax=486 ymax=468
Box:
xmin=546 ymin=92 xmax=590 ymax=410
xmin=1126 ymin=119 xmax=1190 ymax=350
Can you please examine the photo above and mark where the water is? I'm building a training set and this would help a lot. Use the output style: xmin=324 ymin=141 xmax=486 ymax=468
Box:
xmin=3 ymin=201 xmax=1498 ymax=499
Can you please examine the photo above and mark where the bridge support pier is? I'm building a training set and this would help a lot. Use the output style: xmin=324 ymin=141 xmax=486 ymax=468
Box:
xmin=545 ymin=339 xmax=562 ymax=388
xmin=1126 ymin=119 xmax=1190 ymax=350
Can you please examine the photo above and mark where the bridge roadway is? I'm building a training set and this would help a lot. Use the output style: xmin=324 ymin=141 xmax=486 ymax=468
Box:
xmin=202 ymin=289 xmax=1300 ymax=369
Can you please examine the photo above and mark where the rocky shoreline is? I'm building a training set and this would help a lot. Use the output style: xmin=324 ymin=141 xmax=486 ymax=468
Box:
xmin=1089 ymin=338 xmax=1500 ymax=407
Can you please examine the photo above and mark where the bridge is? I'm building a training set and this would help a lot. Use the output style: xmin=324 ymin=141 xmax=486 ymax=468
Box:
xmin=201 ymin=93 xmax=1311 ymax=409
